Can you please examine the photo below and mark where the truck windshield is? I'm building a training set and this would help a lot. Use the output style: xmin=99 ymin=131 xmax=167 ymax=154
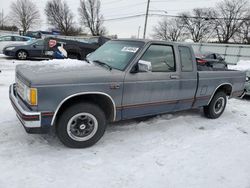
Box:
xmin=88 ymin=40 xmax=144 ymax=71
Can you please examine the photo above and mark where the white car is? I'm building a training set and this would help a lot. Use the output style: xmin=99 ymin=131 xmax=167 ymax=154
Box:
xmin=0 ymin=35 xmax=33 ymax=54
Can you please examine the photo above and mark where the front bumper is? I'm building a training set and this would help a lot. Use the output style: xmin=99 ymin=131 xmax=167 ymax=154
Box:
xmin=9 ymin=84 xmax=53 ymax=134
xmin=3 ymin=50 xmax=16 ymax=57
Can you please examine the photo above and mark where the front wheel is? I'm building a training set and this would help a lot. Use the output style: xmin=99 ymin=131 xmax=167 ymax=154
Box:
xmin=16 ymin=50 xmax=28 ymax=60
xmin=56 ymin=103 xmax=107 ymax=148
xmin=203 ymin=91 xmax=227 ymax=119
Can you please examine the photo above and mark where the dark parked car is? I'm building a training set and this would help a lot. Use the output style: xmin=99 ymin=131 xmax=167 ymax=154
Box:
xmin=0 ymin=35 xmax=33 ymax=54
xmin=3 ymin=36 xmax=110 ymax=60
xmin=44 ymin=36 xmax=110 ymax=60
xmin=3 ymin=39 xmax=45 ymax=60
xmin=24 ymin=30 xmax=60 ymax=39
xmin=195 ymin=51 xmax=228 ymax=70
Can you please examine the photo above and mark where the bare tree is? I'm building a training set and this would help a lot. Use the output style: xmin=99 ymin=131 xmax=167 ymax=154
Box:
xmin=233 ymin=18 xmax=250 ymax=43
xmin=9 ymin=0 xmax=40 ymax=33
xmin=45 ymin=0 xmax=79 ymax=35
xmin=213 ymin=0 xmax=249 ymax=43
xmin=243 ymin=18 xmax=250 ymax=43
xmin=237 ymin=12 xmax=250 ymax=43
xmin=152 ymin=18 xmax=184 ymax=41
xmin=180 ymin=8 xmax=215 ymax=42
xmin=78 ymin=0 xmax=106 ymax=36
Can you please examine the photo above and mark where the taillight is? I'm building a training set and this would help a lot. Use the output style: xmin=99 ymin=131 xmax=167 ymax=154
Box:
xmin=197 ymin=59 xmax=207 ymax=64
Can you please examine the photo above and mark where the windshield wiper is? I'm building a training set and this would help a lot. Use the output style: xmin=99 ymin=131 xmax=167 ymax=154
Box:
xmin=84 ymin=58 xmax=91 ymax=64
xmin=93 ymin=60 xmax=112 ymax=70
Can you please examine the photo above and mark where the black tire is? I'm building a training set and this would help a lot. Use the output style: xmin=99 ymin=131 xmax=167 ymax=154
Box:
xmin=203 ymin=91 xmax=227 ymax=119
xmin=16 ymin=50 xmax=28 ymax=60
xmin=56 ymin=103 xmax=107 ymax=148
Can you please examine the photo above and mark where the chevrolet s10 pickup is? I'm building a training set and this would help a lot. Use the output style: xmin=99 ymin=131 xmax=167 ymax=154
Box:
xmin=9 ymin=39 xmax=246 ymax=148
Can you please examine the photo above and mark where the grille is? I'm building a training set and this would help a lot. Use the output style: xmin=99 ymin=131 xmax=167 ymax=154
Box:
xmin=16 ymin=78 xmax=26 ymax=100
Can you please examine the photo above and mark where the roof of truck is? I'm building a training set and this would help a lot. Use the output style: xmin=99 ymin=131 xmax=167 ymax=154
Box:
xmin=113 ymin=38 xmax=192 ymax=46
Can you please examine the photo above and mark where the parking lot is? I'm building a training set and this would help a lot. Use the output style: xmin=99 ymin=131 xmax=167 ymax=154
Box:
xmin=0 ymin=54 xmax=250 ymax=188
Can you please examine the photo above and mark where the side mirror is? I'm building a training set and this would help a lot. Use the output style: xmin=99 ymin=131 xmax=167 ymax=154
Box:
xmin=138 ymin=60 xmax=152 ymax=72
xmin=33 ymin=44 xmax=36 ymax=48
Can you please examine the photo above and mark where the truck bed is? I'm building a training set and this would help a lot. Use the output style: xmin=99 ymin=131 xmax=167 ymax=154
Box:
xmin=193 ymin=70 xmax=246 ymax=107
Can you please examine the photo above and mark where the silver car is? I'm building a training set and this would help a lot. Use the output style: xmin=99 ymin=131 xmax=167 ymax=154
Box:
xmin=0 ymin=35 xmax=33 ymax=54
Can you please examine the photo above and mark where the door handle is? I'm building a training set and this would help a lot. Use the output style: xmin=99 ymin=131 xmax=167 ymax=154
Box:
xmin=170 ymin=75 xmax=179 ymax=79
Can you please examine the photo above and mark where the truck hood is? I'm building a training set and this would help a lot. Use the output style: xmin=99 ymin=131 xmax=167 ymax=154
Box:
xmin=16 ymin=59 xmax=123 ymax=86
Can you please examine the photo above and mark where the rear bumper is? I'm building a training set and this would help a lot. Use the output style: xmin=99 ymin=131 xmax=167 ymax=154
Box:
xmin=9 ymin=84 xmax=53 ymax=134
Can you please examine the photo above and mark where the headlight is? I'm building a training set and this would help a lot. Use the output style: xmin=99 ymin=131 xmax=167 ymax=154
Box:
xmin=5 ymin=47 xmax=15 ymax=51
xmin=26 ymin=87 xmax=38 ymax=106
xmin=16 ymin=78 xmax=38 ymax=106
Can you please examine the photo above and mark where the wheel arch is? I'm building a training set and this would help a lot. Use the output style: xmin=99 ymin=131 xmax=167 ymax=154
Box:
xmin=51 ymin=92 xmax=116 ymax=126
xmin=16 ymin=49 xmax=29 ymax=58
xmin=207 ymin=83 xmax=233 ymax=105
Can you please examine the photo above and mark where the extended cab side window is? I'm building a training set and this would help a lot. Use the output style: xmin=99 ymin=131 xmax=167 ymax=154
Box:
xmin=179 ymin=46 xmax=193 ymax=72
xmin=140 ymin=44 xmax=176 ymax=72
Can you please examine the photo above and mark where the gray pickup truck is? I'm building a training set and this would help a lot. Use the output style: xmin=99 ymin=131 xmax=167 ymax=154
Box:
xmin=9 ymin=39 xmax=246 ymax=148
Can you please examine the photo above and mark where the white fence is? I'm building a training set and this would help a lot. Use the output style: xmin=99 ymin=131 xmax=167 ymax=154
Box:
xmin=192 ymin=43 xmax=250 ymax=64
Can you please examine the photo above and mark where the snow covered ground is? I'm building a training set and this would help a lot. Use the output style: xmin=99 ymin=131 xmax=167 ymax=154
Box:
xmin=0 ymin=55 xmax=250 ymax=188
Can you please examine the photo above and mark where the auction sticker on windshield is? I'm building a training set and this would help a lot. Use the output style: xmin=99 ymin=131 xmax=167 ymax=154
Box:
xmin=121 ymin=47 xmax=139 ymax=53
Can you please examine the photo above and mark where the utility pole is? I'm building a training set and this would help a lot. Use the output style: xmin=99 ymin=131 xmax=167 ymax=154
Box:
xmin=143 ymin=0 xmax=150 ymax=39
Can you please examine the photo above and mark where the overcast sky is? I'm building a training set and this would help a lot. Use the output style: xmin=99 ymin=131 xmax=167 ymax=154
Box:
xmin=1 ymin=0 xmax=220 ymax=38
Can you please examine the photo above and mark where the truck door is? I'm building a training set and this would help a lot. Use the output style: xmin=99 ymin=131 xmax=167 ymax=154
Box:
xmin=122 ymin=44 xmax=180 ymax=119
xmin=175 ymin=46 xmax=198 ymax=111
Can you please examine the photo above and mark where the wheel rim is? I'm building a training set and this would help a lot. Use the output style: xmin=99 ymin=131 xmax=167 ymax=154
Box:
xmin=18 ymin=51 xmax=27 ymax=60
xmin=213 ymin=97 xmax=225 ymax=115
xmin=67 ymin=113 xmax=98 ymax=141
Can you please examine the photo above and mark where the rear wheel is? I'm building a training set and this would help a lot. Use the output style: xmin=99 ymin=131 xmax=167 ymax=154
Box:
xmin=204 ymin=91 xmax=227 ymax=119
xmin=56 ymin=103 xmax=107 ymax=148
xmin=16 ymin=50 xmax=28 ymax=60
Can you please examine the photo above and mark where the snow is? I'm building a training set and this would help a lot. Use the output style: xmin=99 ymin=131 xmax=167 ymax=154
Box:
xmin=33 ymin=58 xmax=91 ymax=67
xmin=17 ymin=58 xmax=93 ymax=74
xmin=228 ymin=60 xmax=250 ymax=71
xmin=1 ymin=57 xmax=250 ymax=188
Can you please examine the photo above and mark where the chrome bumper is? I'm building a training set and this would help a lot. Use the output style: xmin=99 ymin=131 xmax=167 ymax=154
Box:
xmin=9 ymin=84 xmax=41 ymax=129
